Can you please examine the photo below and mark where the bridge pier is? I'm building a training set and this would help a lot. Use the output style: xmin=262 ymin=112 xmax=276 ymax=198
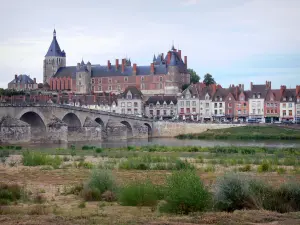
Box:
xmin=46 ymin=117 xmax=68 ymax=143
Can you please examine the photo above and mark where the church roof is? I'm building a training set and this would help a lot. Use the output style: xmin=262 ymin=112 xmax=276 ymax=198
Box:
xmin=45 ymin=30 xmax=66 ymax=57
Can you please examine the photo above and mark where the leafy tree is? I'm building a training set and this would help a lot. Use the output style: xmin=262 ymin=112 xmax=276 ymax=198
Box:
xmin=181 ymin=84 xmax=189 ymax=91
xmin=203 ymin=73 xmax=216 ymax=86
xmin=188 ymin=69 xmax=200 ymax=84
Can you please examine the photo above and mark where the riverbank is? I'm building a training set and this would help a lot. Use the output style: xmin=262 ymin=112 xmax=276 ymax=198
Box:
xmin=1 ymin=144 xmax=300 ymax=225
xmin=176 ymin=125 xmax=300 ymax=140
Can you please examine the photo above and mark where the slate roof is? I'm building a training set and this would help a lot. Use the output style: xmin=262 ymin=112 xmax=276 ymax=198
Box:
xmin=163 ymin=50 xmax=187 ymax=73
xmin=212 ymin=88 xmax=229 ymax=101
xmin=45 ymin=30 xmax=66 ymax=57
xmin=281 ymin=89 xmax=296 ymax=101
xmin=249 ymin=84 xmax=268 ymax=99
xmin=119 ymin=86 xmax=143 ymax=99
xmin=265 ymin=89 xmax=281 ymax=101
xmin=145 ymin=96 xmax=177 ymax=105
xmin=9 ymin=75 xmax=35 ymax=84
xmin=181 ymin=83 xmax=201 ymax=97
xmin=52 ymin=64 xmax=168 ymax=78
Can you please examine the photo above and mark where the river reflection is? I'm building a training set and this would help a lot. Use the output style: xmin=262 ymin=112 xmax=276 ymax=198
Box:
xmin=23 ymin=138 xmax=300 ymax=149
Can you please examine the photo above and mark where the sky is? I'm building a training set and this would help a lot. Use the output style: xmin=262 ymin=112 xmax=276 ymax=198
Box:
xmin=0 ymin=0 xmax=300 ymax=89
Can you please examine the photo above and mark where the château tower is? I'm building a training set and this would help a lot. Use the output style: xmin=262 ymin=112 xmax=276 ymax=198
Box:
xmin=43 ymin=29 xmax=66 ymax=84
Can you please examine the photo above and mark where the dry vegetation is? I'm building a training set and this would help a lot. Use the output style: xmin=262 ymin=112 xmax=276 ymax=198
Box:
xmin=1 ymin=145 xmax=300 ymax=225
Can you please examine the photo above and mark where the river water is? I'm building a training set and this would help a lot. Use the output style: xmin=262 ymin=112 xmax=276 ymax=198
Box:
xmin=22 ymin=138 xmax=300 ymax=149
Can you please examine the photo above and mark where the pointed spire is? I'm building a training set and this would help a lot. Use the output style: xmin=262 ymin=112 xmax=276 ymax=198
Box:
xmin=169 ymin=52 xmax=176 ymax=66
xmin=153 ymin=54 xmax=156 ymax=62
xmin=171 ymin=40 xmax=175 ymax=51
xmin=53 ymin=29 xmax=56 ymax=37
xmin=45 ymin=29 xmax=64 ymax=57
xmin=81 ymin=58 xmax=85 ymax=65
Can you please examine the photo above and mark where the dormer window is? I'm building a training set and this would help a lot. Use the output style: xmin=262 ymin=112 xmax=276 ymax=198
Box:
xmin=258 ymin=94 xmax=260 ymax=98
xmin=220 ymin=97 xmax=222 ymax=101
xmin=283 ymin=97 xmax=286 ymax=101
xmin=127 ymin=94 xmax=132 ymax=99
xmin=229 ymin=97 xmax=232 ymax=101
xmin=205 ymin=96 xmax=209 ymax=100
xmin=253 ymin=94 xmax=255 ymax=98
xmin=270 ymin=97 xmax=274 ymax=101
xmin=240 ymin=96 xmax=244 ymax=101
xmin=289 ymin=97 xmax=292 ymax=101
xmin=193 ymin=96 xmax=195 ymax=98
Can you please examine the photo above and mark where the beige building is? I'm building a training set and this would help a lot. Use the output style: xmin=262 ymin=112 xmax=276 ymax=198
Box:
xmin=117 ymin=86 xmax=143 ymax=115
xmin=8 ymin=74 xmax=38 ymax=91
xmin=145 ymin=96 xmax=177 ymax=118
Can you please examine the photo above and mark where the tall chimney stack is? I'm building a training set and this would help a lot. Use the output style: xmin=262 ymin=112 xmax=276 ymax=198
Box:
xmin=150 ymin=63 xmax=154 ymax=74
xmin=133 ymin=63 xmax=137 ymax=76
xmin=122 ymin=59 xmax=125 ymax=73
xmin=34 ymin=78 xmax=36 ymax=84
xmin=250 ymin=82 xmax=253 ymax=91
xmin=296 ymin=85 xmax=300 ymax=95
xmin=115 ymin=59 xmax=119 ymax=70
xmin=178 ymin=50 xmax=182 ymax=59
xmin=167 ymin=52 xmax=171 ymax=64
xmin=280 ymin=85 xmax=286 ymax=96
xmin=15 ymin=74 xmax=18 ymax=80
xmin=107 ymin=60 xmax=111 ymax=69
xmin=184 ymin=56 xmax=187 ymax=68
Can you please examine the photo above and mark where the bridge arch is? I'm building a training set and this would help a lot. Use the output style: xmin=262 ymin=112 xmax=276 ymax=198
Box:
xmin=120 ymin=121 xmax=133 ymax=138
xmin=95 ymin=117 xmax=105 ymax=128
xmin=144 ymin=123 xmax=152 ymax=137
xmin=18 ymin=110 xmax=46 ymax=139
xmin=62 ymin=113 xmax=82 ymax=131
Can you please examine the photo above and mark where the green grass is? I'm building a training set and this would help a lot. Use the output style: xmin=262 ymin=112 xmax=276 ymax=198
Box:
xmin=0 ymin=183 xmax=22 ymax=205
xmin=22 ymin=151 xmax=62 ymax=168
xmin=176 ymin=126 xmax=300 ymax=140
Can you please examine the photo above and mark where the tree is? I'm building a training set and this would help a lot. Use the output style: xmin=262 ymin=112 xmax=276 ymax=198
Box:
xmin=181 ymin=84 xmax=189 ymax=91
xmin=188 ymin=69 xmax=200 ymax=84
xmin=203 ymin=73 xmax=216 ymax=86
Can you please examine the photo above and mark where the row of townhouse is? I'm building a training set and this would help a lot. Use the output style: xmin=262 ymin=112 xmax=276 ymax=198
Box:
xmin=175 ymin=82 xmax=300 ymax=123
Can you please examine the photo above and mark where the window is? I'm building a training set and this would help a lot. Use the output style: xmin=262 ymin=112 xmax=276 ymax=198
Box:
xmin=253 ymin=109 xmax=256 ymax=114
xmin=214 ymin=110 xmax=218 ymax=114
xmin=214 ymin=103 xmax=217 ymax=108
xmin=229 ymin=109 xmax=232 ymax=114
xmin=150 ymin=110 xmax=153 ymax=115
xmin=108 ymin=86 xmax=112 ymax=91
xmin=220 ymin=97 xmax=222 ymax=101
xmin=289 ymin=103 xmax=293 ymax=108
xmin=159 ymin=83 xmax=163 ymax=89
xmin=240 ymin=96 xmax=244 ymax=101
xmin=219 ymin=103 xmax=222 ymax=107
xmin=258 ymin=109 xmax=261 ymax=114
xmin=205 ymin=95 xmax=209 ymax=100
xmin=157 ymin=110 xmax=160 ymax=115
xmin=141 ymin=83 xmax=145 ymax=90
xmin=258 ymin=94 xmax=261 ymax=98
xmin=79 ymin=74 xmax=82 ymax=78
xmin=186 ymin=101 xmax=190 ymax=107
xmin=283 ymin=97 xmax=286 ymax=101
xmin=253 ymin=94 xmax=255 ymax=98
xmin=127 ymin=102 xmax=132 ymax=107
xmin=192 ymin=108 xmax=196 ymax=112
xmin=127 ymin=108 xmax=132 ymax=114
xmin=180 ymin=101 xmax=184 ymax=107
xmin=186 ymin=108 xmax=190 ymax=113
xmin=108 ymin=78 xmax=112 ymax=83
xmin=206 ymin=103 xmax=209 ymax=108
xmin=180 ymin=108 xmax=184 ymax=113
xmin=275 ymin=109 xmax=277 ymax=114
xmin=219 ymin=109 xmax=223 ymax=114
xmin=192 ymin=101 xmax=196 ymax=106
xmin=289 ymin=97 xmax=292 ymax=101
xmin=283 ymin=110 xmax=286 ymax=116
xmin=99 ymin=78 xmax=102 ymax=84
xmin=134 ymin=108 xmax=138 ymax=114
xmin=267 ymin=103 xmax=270 ymax=107
xmin=163 ymin=110 xmax=167 ymax=115
xmin=229 ymin=97 xmax=231 ymax=101
xmin=267 ymin=110 xmax=270 ymax=114
xmin=91 ymin=79 xmax=95 ymax=84
xmin=127 ymin=94 xmax=132 ymax=99
xmin=121 ymin=108 xmax=125 ymax=114
xmin=170 ymin=110 xmax=174 ymax=115
xmin=243 ymin=109 xmax=246 ymax=114
xmin=121 ymin=102 xmax=125 ymax=107
xmin=124 ymin=77 xmax=128 ymax=82
xmin=159 ymin=76 xmax=163 ymax=82
xmin=149 ymin=103 xmax=153 ymax=108
xmin=141 ymin=76 xmax=144 ymax=81
xmin=237 ymin=103 xmax=241 ymax=108
xmin=243 ymin=103 xmax=247 ymax=107
xmin=228 ymin=103 xmax=232 ymax=108
xmin=298 ymin=99 xmax=300 ymax=103
xmin=289 ymin=110 xmax=292 ymax=116
xmin=271 ymin=110 xmax=273 ymax=114
xmin=283 ymin=103 xmax=286 ymax=108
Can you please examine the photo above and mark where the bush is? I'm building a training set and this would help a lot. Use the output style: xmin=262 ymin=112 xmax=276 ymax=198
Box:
xmin=15 ymin=146 xmax=22 ymax=150
xmin=214 ymin=173 xmax=270 ymax=212
xmin=239 ymin=164 xmax=251 ymax=172
xmin=82 ymin=169 xmax=117 ymax=201
xmin=95 ymin=148 xmax=104 ymax=153
xmin=159 ymin=170 xmax=211 ymax=214
xmin=22 ymin=151 xmax=62 ymax=169
xmin=82 ymin=145 xmax=96 ymax=150
xmin=175 ymin=159 xmax=195 ymax=170
xmin=0 ymin=183 xmax=22 ymax=205
xmin=257 ymin=160 xmax=271 ymax=173
xmin=119 ymin=180 xmax=159 ymax=206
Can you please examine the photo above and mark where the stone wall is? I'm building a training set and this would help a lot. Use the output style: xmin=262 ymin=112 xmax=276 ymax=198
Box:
xmin=133 ymin=124 xmax=148 ymax=139
xmin=152 ymin=122 xmax=245 ymax=137
xmin=46 ymin=117 xmax=68 ymax=143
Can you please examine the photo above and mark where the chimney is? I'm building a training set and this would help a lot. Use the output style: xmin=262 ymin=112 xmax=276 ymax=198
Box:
xmin=296 ymin=85 xmax=300 ymax=95
xmin=242 ymin=84 xmax=244 ymax=91
xmin=239 ymin=84 xmax=241 ymax=89
xmin=280 ymin=85 xmax=286 ymax=96
xmin=250 ymin=82 xmax=253 ymax=91
xmin=34 ymin=78 xmax=36 ymax=84
xmin=133 ymin=63 xmax=137 ymax=75
xmin=167 ymin=52 xmax=171 ymax=64
xmin=212 ymin=83 xmax=216 ymax=94
xmin=107 ymin=60 xmax=111 ymax=69
xmin=178 ymin=50 xmax=182 ymax=59
xmin=15 ymin=74 xmax=18 ymax=80
xmin=122 ymin=59 xmax=125 ymax=73
xmin=115 ymin=59 xmax=119 ymax=70
xmin=268 ymin=81 xmax=271 ymax=89
xmin=77 ymin=63 xmax=80 ymax=70
xmin=150 ymin=63 xmax=154 ymax=74
xmin=235 ymin=86 xmax=239 ymax=100
xmin=184 ymin=56 xmax=187 ymax=68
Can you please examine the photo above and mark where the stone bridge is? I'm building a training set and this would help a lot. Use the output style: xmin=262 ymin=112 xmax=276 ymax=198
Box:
xmin=0 ymin=104 xmax=153 ymax=143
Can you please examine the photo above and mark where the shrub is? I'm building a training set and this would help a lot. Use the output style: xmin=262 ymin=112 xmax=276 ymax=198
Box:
xmin=119 ymin=180 xmax=159 ymax=206
xmin=22 ymin=151 xmax=62 ymax=169
xmin=0 ymin=183 xmax=22 ymax=205
xmin=175 ymin=159 xmax=195 ymax=170
xmin=101 ymin=190 xmax=117 ymax=202
xmin=15 ymin=146 xmax=22 ymax=150
xmin=239 ymin=164 xmax=251 ymax=172
xmin=159 ymin=170 xmax=211 ymax=214
xmin=214 ymin=173 xmax=269 ymax=212
xmin=95 ymin=148 xmax=104 ymax=153
xmin=277 ymin=167 xmax=286 ymax=174
xmin=82 ymin=169 xmax=117 ymax=201
xmin=257 ymin=160 xmax=271 ymax=173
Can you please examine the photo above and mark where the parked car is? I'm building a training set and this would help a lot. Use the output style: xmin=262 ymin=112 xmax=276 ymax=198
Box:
xmin=273 ymin=121 xmax=281 ymax=124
